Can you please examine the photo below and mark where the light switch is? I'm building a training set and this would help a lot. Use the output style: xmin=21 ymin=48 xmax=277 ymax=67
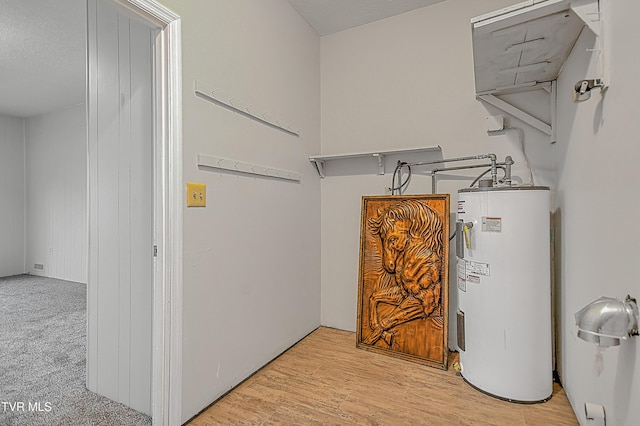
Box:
xmin=186 ymin=182 xmax=206 ymax=207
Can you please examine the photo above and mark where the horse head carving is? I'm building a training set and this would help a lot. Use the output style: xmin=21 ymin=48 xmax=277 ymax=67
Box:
xmin=368 ymin=199 xmax=443 ymax=276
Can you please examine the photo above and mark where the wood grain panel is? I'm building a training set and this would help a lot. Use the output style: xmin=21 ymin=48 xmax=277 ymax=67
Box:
xmin=357 ymin=195 xmax=450 ymax=369
xmin=188 ymin=327 xmax=578 ymax=426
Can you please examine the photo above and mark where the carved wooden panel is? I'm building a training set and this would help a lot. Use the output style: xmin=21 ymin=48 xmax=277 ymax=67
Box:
xmin=356 ymin=195 xmax=450 ymax=369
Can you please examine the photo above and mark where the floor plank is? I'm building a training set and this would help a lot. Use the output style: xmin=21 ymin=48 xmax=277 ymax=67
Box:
xmin=188 ymin=327 xmax=577 ymax=425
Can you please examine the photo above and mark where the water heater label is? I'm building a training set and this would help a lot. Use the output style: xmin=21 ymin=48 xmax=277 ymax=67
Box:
xmin=466 ymin=274 xmax=481 ymax=284
xmin=466 ymin=260 xmax=490 ymax=276
xmin=482 ymin=216 xmax=502 ymax=232
xmin=457 ymin=261 xmax=466 ymax=292
xmin=457 ymin=200 xmax=465 ymax=214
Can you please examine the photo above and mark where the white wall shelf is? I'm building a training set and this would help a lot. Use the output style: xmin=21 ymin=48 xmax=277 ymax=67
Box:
xmin=309 ymin=146 xmax=442 ymax=178
xmin=471 ymin=0 xmax=602 ymax=143
xmin=472 ymin=0 xmax=602 ymax=95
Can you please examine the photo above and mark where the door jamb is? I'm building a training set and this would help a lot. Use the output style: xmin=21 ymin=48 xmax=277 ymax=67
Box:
xmin=105 ymin=1 xmax=182 ymax=424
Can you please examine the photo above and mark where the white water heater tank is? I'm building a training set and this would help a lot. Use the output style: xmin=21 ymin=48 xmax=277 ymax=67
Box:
xmin=456 ymin=186 xmax=552 ymax=402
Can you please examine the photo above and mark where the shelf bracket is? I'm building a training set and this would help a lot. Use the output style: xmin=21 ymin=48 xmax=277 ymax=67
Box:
xmin=310 ymin=158 xmax=325 ymax=178
xmin=372 ymin=154 xmax=385 ymax=175
xmin=477 ymin=94 xmax=552 ymax=137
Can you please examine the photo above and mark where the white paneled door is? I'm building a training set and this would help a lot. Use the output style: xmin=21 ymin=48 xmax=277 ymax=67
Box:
xmin=87 ymin=0 xmax=154 ymax=415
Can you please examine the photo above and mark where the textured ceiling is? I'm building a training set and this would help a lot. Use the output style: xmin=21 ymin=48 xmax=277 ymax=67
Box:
xmin=0 ymin=0 xmax=86 ymax=118
xmin=288 ymin=0 xmax=445 ymax=36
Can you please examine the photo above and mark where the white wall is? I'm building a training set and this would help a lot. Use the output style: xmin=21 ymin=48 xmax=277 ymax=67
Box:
xmin=319 ymin=0 xmax=552 ymax=347
xmin=157 ymin=0 xmax=322 ymax=422
xmin=87 ymin=0 xmax=153 ymax=414
xmin=155 ymin=1 xmax=640 ymax=423
xmin=0 ymin=115 xmax=25 ymax=277
xmin=25 ymin=104 xmax=87 ymax=283
xmin=554 ymin=1 xmax=640 ymax=424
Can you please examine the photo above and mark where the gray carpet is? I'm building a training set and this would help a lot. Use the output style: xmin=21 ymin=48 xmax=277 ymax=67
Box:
xmin=0 ymin=274 xmax=152 ymax=426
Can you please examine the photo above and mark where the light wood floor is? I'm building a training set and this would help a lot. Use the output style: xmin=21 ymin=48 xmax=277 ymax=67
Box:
xmin=187 ymin=327 xmax=577 ymax=425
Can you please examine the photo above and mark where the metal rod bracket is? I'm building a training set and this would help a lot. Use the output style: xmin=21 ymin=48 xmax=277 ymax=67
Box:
xmin=373 ymin=154 xmax=385 ymax=175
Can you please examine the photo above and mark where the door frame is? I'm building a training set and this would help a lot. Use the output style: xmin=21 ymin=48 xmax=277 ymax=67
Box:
xmin=94 ymin=1 xmax=182 ymax=424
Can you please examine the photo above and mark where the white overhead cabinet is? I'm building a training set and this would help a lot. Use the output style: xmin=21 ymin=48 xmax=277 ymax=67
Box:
xmin=470 ymin=0 xmax=603 ymax=142
xmin=471 ymin=0 xmax=602 ymax=95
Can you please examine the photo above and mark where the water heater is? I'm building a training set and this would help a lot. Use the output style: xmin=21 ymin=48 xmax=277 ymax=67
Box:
xmin=456 ymin=186 xmax=552 ymax=402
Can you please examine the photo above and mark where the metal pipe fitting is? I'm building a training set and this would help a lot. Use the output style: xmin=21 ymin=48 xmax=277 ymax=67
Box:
xmin=488 ymin=153 xmax=498 ymax=186
xmin=407 ymin=153 xmax=496 ymax=168
xmin=575 ymin=295 xmax=639 ymax=347
xmin=504 ymin=156 xmax=513 ymax=186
